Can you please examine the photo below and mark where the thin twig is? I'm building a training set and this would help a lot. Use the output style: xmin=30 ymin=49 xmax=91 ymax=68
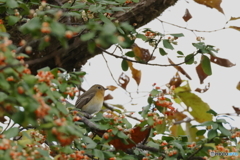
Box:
xmin=99 ymin=47 xmax=199 ymax=67
xmin=2 ymin=118 xmax=12 ymax=133
xmin=101 ymin=53 xmax=119 ymax=85
xmin=157 ymin=18 xmax=226 ymax=33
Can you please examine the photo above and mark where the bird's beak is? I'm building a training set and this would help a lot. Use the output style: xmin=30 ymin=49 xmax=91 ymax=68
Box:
xmin=104 ymin=87 xmax=108 ymax=90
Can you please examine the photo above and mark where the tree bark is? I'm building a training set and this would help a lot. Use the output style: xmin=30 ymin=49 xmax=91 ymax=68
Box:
xmin=14 ymin=0 xmax=178 ymax=74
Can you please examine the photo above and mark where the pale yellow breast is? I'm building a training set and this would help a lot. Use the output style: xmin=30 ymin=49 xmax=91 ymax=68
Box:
xmin=81 ymin=91 xmax=104 ymax=114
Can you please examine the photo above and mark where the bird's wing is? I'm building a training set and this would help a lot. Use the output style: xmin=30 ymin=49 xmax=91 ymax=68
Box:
xmin=75 ymin=92 xmax=95 ymax=109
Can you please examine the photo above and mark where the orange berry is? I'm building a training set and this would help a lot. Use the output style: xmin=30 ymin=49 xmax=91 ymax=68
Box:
xmin=17 ymin=86 xmax=24 ymax=94
xmin=65 ymin=30 xmax=73 ymax=39
xmin=103 ymin=133 xmax=109 ymax=140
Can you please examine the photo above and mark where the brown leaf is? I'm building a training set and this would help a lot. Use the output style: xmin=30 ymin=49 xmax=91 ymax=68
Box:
xmin=104 ymin=94 xmax=113 ymax=101
xmin=109 ymin=126 xmax=151 ymax=151
xmin=195 ymin=83 xmax=210 ymax=93
xmin=168 ymin=58 xmax=192 ymax=80
xmin=132 ymin=43 xmax=155 ymax=62
xmin=232 ymin=106 xmax=240 ymax=115
xmin=167 ymin=110 xmax=187 ymax=121
xmin=127 ymin=61 xmax=141 ymax=86
xmin=229 ymin=26 xmax=240 ymax=31
xmin=118 ymin=72 xmax=130 ymax=89
xmin=196 ymin=63 xmax=208 ymax=84
xmin=230 ymin=17 xmax=240 ymax=21
xmin=194 ymin=0 xmax=224 ymax=14
xmin=210 ymin=56 xmax=235 ymax=67
xmin=106 ymin=85 xmax=117 ymax=91
xmin=236 ymin=81 xmax=240 ymax=91
xmin=182 ymin=9 xmax=192 ymax=22
xmin=168 ymin=72 xmax=182 ymax=88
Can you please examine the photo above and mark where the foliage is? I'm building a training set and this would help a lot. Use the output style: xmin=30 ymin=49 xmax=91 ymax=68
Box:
xmin=0 ymin=0 xmax=240 ymax=160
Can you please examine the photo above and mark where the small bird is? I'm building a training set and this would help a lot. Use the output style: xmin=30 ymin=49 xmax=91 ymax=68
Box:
xmin=75 ymin=84 xmax=108 ymax=114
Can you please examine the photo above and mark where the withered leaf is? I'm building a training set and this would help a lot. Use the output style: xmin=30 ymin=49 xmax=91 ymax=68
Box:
xmin=232 ymin=106 xmax=240 ymax=115
xmin=194 ymin=0 xmax=224 ymax=14
xmin=236 ymin=81 xmax=240 ymax=91
xmin=132 ymin=43 xmax=155 ymax=62
xmin=229 ymin=26 xmax=240 ymax=31
xmin=104 ymin=94 xmax=113 ymax=101
xmin=118 ymin=72 xmax=130 ymax=89
xmin=106 ymin=85 xmax=117 ymax=91
xmin=196 ymin=62 xmax=208 ymax=84
xmin=168 ymin=72 xmax=182 ymax=88
xmin=182 ymin=9 xmax=192 ymax=22
xmin=127 ymin=61 xmax=141 ymax=86
xmin=109 ymin=126 xmax=151 ymax=151
xmin=230 ymin=17 xmax=240 ymax=21
xmin=168 ymin=58 xmax=192 ymax=80
xmin=210 ymin=56 xmax=235 ymax=67
xmin=195 ymin=83 xmax=210 ymax=93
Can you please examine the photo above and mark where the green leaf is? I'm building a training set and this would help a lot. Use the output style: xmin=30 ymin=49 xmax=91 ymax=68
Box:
xmin=196 ymin=130 xmax=206 ymax=136
xmin=132 ymin=0 xmax=139 ymax=2
xmin=8 ymin=16 xmax=20 ymax=26
xmin=150 ymin=89 xmax=160 ymax=96
xmin=0 ymin=92 xmax=8 ymax=101
xmin=50 ymin=21 xmax=65 ymax=37
xmin=207 ymin=129 xmax=217 ymax=139
xmin=56 ymin=103 xmax=68 ymax=114
xmin=4 ymin=127 xmax=19 ymax=138
xmin=125 ymin=51 xmax=135 ymax=57
xmin=20 ymin=17 xmax=41 ymax=33
xmin=162 ymin=136 xmax=174 ymax=142
xmin=147 ymin=116 xmax=154 ymax=126
xmin=6 ymin=0 xmax=18 ymax=8
xmin=198 ymin=121 xmax=215 ymax=126
xmin=185 ymin=53 xmax=194 ymax=64
xmin=163 ymin=39 xmax=174 ymax=50
xmin=159 ymin=48 xmax=167 ymax=56
xmin=93 ymin=149 xmax=104 ymax=160
xmin=136 ymin=34 xmax=147 ymax=41
xmin=117 ymin=131 xmax=128 ymax=139
xmin=81 ymin=32 xmax=95 ymax=41
xmin=177 ymin=51 xmax=184 ymax=55
xmin=170 ymin=33 xmax=184 ymax=37
xmin=37 ymin=148 xmax=50 ymax=157
xmin=192 ymin=42 xmax=205 ymax=49
xmin=82 ymin=137 xmax=97 ymax=149
xmin=171 ymin=141 xmax=186 ymax=158
xmin=201 ymin=55 xmax=212 ymax=75
xmin=218 ymin=125 xmax=231 ymax=136
xmin=147 ymin=141 xmax=159 ymax=148
xmin=206 ymin=109 xmax=217 ymax=116
xmin=121 ymin=59 xmax=129 ymax=71
xmin=155 ymin=120 xmax=166 ymax=134
xmin=60 ymin=146 xmax=73 ymax=154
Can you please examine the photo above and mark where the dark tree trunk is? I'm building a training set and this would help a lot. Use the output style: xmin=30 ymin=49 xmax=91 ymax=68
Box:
xmin=13 ymin=0 xmax=178 ymax=74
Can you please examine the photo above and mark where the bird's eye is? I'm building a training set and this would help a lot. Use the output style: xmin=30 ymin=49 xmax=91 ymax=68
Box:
xmin=98 ymin=86 xmax=101 ymax=89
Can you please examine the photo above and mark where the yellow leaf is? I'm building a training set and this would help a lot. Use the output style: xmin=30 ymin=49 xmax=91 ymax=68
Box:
xmin=106 ymin=85 xmax=117 ymax=91
xmin=185 ymin=122 xmax=205 ymax=142
xmin=194 ymin=0 xmax=224 ymax=14
xmin=174 ymin=81 xmax=191 ymax=94
xmin=236 ymin=81 xmax=240 ymax=91
xmin=170 ymin=124 xmax=185 ymax=137
xmin=178 ymin=92 xmax=212 ymax=123
xmin=0 ymin=19 xmax=6 ymax=32
xmin=127 ymin=61 xmax=141 ymax=86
